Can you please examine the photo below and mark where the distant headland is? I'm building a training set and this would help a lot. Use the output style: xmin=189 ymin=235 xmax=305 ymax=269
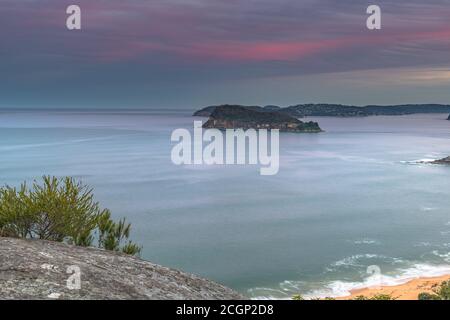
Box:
xmin=432 ymin=156 xmax=450 ymax=165
xmin=201 ymin=105 xmax=322 ymax=133
xmin=194 ymin=104 xmax=450 ymax=118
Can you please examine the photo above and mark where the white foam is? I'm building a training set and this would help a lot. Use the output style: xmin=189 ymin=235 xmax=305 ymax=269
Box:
xmin=414 ymin=242 xmax=432 ymax=247
xmin=432 ymin=250 xmax=450 ymax=262
xmin=328 ymin=254 xmax=403 ymax=270
xmin=352 ymin=239 xmax=380 ymax=245
xmin=421 ymin=206 xmax=438 ymax=212
xmin=401 ymin=158 xmax=436 ymax=165
xmin=306 ymin=263 xmax=450 ymax=299
xmin=331 ymin=254 xmax=380 ymax=268
xmin=249 ymin=263 xmax=450 ymax=300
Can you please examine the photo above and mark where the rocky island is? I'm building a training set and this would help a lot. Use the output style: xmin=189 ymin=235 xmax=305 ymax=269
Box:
xmin=432 ymin=156 xmax=450 ymax=164
xmin=194 ymin=104 xmax=450 ymax=118
xmin=202 ymin=105 xmax=322 ymax=132
xmin=0 ymin=237 xmax=245 ymax=300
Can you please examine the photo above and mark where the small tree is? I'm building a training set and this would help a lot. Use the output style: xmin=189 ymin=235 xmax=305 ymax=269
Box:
xmin=418 ymin=281 xmax=450 ymax=300
xmin=418 ymin=292 xmax=440 ymax=300
xmin=0 ymin=176 xmax=141 ymax=255
xmin=353 ymin=294 xmax=395 ymax=300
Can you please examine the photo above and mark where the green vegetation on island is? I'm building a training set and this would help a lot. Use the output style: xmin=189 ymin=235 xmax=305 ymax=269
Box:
xmin=194 ymin=104 xmax=450 ymax=118
xmin=202 ymin=105 xmax=322 ymax=133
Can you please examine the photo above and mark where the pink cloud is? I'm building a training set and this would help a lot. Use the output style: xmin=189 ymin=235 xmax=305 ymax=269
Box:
xmin=182 ymin=40 xmax=343 ymax=61
xmin=3 ymin=0 xmax=450 ymax=67
xmin=127 ymin=26 xmax=450 ymax=63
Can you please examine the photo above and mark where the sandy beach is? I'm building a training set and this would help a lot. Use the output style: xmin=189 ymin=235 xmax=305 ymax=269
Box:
xmin=338 ymin=275 xmax=450 ymax=300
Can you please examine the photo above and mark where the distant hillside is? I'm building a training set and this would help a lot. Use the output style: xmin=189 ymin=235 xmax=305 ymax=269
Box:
xmin=194 ymin=104 xmax=278 ymax=117
xmin=194 ymin=104 xmax=450 ymax=118
xmin=202 ymin=105 xmax=322 ymax=132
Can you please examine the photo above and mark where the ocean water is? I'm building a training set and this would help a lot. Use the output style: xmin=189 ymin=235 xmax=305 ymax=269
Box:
xmin=1 ymin=109 xmax=450 ymax=298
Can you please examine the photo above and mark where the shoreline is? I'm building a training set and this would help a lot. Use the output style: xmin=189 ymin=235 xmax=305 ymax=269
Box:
xmin=337 ymin=274 xmax=450 ymax=300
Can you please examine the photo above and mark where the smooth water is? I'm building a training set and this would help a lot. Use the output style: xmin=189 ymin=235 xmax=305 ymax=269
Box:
xmin=1 ymin=109 xmax=450 ymax=298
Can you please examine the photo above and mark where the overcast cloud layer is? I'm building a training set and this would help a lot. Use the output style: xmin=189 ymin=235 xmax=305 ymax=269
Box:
xmin=1 ymin=0 xmax=450 ymax=108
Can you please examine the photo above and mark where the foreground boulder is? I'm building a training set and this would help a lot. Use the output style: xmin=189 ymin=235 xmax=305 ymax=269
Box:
xmin=0 ymin=237 xmax=244 ymax=300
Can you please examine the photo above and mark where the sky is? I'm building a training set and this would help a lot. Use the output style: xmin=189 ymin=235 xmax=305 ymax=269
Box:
xmin=1 ymin=0 xmax=450 ymax=109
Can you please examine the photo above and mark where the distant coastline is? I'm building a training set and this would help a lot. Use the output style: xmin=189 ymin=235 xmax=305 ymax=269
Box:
xmin=338 ymin=274 xmax=450 ymax=300
xmin=431 ymin=156 xmax=450 ymax=165
xmin=194 ymin=104 xmax=450 ymax=118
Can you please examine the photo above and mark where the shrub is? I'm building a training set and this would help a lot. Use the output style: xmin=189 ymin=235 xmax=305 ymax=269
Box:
xmin=418 ymin=280 xmax=450 ymax=300
xmin=0 ymin=176 xmax=141 ymax=255
xmin=418 ymin=292 xmax=440 ymax=300
xmin=369 ymin=294 xmax=395 ymax=300
xmin=352 ymin=294 xmax=395 ymax=300
xmin=435 ymin=280 xmax=450 ymax=300
xmin=292 ymin=295 xmax=336 ymax=300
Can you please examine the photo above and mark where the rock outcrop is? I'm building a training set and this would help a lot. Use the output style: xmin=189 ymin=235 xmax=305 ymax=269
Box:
xmin=0 ymin=237 xmax=245 ymax=300
xmin=202 ymin=105 xmax=322 ymax=132
xmin=432 ymin=156 xmax=450 ymax=164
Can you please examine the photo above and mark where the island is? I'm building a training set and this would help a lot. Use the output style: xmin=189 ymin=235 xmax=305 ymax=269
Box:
xmin=432 ymin=156 xmax=450 ymax=164
xmin=202 ymin=105 xmax=322 ymax=132
xmin=194 ymin=104 xmax=450 ymax=118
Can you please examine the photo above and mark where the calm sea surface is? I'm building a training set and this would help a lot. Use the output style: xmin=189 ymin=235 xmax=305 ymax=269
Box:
xmin=1 ymin=109 xmax=450 ymax=298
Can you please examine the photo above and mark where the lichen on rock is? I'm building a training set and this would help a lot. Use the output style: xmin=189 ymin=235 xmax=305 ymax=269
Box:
xmin=0 ymin=237 xmax=245 ymax=300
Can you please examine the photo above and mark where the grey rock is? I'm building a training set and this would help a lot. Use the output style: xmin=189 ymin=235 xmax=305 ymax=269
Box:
xmin=0 ymin=237 xmax=245 ymax=300
xmin=432 ymin=156 xmax=450 ymax=164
